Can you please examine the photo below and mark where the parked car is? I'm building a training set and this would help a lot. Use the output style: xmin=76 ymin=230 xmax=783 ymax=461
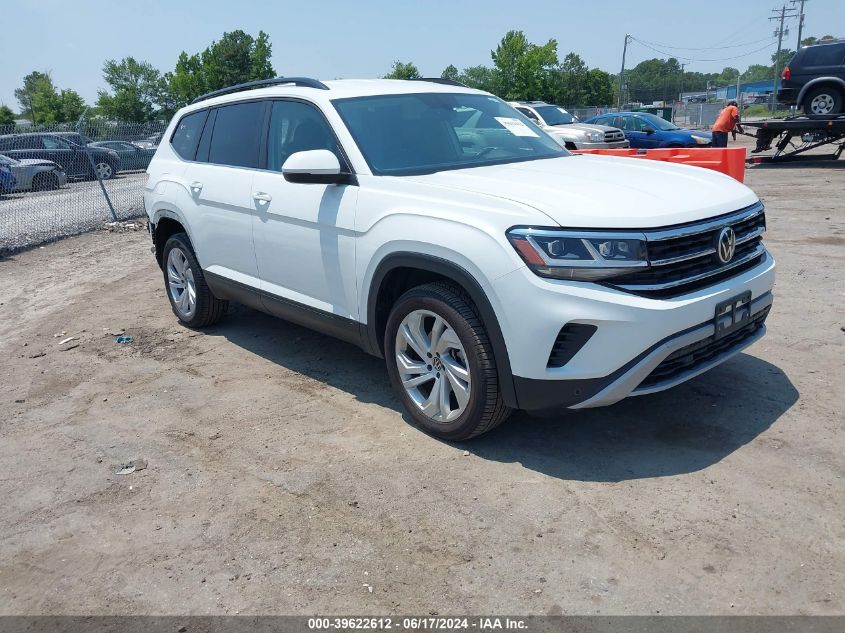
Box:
xmin=509 ymin=101 xmax=629 ymax=149
xmin=585 ymin=112 xmax=712 ymax=148
xmin=778 ymin=40 xmax=845 ymax=114
xmin=145 ymin=77 xmax=774 ymax=440
xmin=0 ymin=161 xmax=15 ymax=194
xmin=0 ymin=154 xmax=67 ymax=191
xmin=89 ymin=140 xmax=155 ymax=170
xmin=133 ymin=132 xmax=164 ymax=149
xmin=0 ymin=133 xmax=121 ymax=180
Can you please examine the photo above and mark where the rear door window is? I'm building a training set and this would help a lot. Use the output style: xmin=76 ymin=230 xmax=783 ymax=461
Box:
xmin=207 ymin=101 xmax=266 ymax=169
xmin=171 ymin=110 xmax=208 ymax=160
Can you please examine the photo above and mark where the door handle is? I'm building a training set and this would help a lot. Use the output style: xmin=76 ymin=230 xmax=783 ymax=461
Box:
xmin=252 ymin=192 xmax=272 ymax=203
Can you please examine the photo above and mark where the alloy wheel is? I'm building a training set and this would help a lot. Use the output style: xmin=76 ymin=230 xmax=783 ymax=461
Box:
xmin=166 ymin=247 xmax=197 ymax=320
xmin=810 ymin=93 xmax=835 ymax=115
xmin=94 ymin=162 xmax=113 ymax=180
xmin=395 ymin=309 xmax=471 ymax=423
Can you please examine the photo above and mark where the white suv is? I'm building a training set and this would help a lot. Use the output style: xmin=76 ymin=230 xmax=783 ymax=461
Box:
xmin=144 ymin=77 xmax=775 ymax=440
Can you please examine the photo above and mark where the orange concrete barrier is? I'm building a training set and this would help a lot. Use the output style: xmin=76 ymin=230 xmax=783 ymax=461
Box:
xmin=571 ymin=147 xmax=746 ymax=183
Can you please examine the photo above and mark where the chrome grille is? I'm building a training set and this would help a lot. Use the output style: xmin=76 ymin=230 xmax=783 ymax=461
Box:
xmin=604 ymin=131 xmax=625 ymax=142
xmin=609 ymin=203 xmax=767 ymax=298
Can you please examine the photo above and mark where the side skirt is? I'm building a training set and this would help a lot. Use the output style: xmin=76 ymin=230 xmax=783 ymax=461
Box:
xmin=204 ymin=271 xmax=366 ymax=350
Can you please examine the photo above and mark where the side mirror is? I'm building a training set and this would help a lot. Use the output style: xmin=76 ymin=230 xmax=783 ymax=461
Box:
xmin=282 ymin=149 xmax=351 ymax=185
xmin=644 ymin=127 xmax=656 ymax=135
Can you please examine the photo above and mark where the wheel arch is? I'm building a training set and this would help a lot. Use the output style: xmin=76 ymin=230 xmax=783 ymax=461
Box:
xmin=366 ymin=251 xmax=518 ymax=408
xmin=797 ymin=77 xmax=845 ymax=106
xmin=150 ymin=207 xmax=193 ymax=267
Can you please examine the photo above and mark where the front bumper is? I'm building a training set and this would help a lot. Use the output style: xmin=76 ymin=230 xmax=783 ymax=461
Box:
xmin=574 ymin=140 xmax=631 ymax=149
xmin=492 ymin=252 xmax=776 ymax=410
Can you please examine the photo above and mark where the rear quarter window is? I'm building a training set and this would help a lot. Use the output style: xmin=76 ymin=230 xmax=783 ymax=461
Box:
xmin=802 ymin=44 xmax=845 ymax=67
xmin=170 ymin=110 xmax=209 ymax=160
xmin=207 ymin=101 xmax=266 ymax=169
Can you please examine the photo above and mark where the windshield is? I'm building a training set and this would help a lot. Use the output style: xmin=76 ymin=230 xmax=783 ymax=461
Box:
xmin=332 ymin=93 xmax=568 ymax=176
xmin=639 ymin=113 xmax=679 ymax=131
xmin=534 ymin=105 xmax=577 ymax=125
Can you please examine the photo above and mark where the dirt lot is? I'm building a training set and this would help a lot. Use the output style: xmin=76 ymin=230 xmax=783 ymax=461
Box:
xmin=0 ymin=149 xmax=843 ymax=616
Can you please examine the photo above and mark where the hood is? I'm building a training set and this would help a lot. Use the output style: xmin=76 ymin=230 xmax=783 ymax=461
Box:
xmin=549 ymin=122 xmax=620 ymax=134
xmin=15 ymin=159 xmax=59 ymax=168
xmin=406 ymin=155 xmax=758 ymax=229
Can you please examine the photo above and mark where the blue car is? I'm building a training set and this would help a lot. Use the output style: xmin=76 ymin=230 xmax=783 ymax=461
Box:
xmin=0 ymin=158 xmax=16 ymax=194
xmin=584 ymin=112 xmax=712 ymax=149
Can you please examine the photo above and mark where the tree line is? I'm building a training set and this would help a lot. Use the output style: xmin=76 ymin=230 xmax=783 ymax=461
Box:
xmin=2 ymin=30 xmax=838 ymax=126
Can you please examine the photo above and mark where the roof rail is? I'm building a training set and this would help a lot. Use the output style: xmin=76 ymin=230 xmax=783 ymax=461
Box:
xmin=410 ymin=77 xmax=469 ymax=88
xmin=190 ymin=76 xmax=329 ymax=104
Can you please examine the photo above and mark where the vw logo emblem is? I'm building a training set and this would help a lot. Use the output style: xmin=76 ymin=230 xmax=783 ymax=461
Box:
xmin=717 ymin=226 xmax=736 ymax=264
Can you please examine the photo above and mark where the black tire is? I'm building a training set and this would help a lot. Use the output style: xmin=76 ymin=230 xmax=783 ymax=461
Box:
xmin=384 ymin=281 xmax=511 ymax=441
xmin=161 ymin=232 xmax=228 ymax=328
xmin=32 ymin=172 xmax=59 ymax=191
xmin=802 ymin=86 xmax=843 ymax=115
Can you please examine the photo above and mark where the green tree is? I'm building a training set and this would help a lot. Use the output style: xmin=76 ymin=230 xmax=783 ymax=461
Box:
xmin=491 ymin=30 xmax=559 ymax=101
xmin=583 ymin=68 xmax=615 ymax=106
xmin=742 ymin=64 xmax=772 ymax=82
xmin=458 ymin=65 xmax=494 ymax=91
xmin=0 ymin=105 xmax=15 ymax=126
xmin=163 ymin=30 xmax=276 ymax=110
xmin=441 ymin=64 xmax=460 ymax=82
xmin=384 ymin=61 xmax=421 ymax=79
xmin=554 ymin=52 xmax=588 ymax=105
xmin=800 ymin=35 xmax=836 ymax=46
xmin=57 ymin=89 xmax=86 ymax=122
xmin=771 ymin=49 xmax=794 ymax=72
xmin=15 ymin=71 xmax=61 ymax=123
xmin=97 ymin=57 xmax=165 ymax=122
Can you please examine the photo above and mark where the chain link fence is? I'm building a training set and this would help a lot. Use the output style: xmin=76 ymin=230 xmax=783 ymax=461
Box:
xmin=0 ymin=120 xmax=167 ymax=255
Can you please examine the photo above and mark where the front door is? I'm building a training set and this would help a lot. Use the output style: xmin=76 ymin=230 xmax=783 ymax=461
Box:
xmin=251 ymin=99 xmax=359 ymax=321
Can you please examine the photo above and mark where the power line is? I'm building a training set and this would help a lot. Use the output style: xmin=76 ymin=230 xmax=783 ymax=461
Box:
xmin=630 ymin=37 xmax=777 ymax=63
xmin=632 ymin=36 xmax=776 ymax=51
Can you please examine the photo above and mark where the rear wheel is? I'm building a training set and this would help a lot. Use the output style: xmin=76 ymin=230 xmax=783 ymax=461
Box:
xmin=803 ymin=86 xmax=843 ymax=115
xmin=385 ymin=282 xmax=511 ymax=440
xmin=161 ymin=233 xmax=228 ymax=328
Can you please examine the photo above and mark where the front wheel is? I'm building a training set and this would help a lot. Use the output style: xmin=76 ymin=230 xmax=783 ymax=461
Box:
xmin=384 ymin=282 xmax=511 ymax=440
xmin=161 ymin=233 xmax=228 ymax=328
xmin=92 ymin=161 xmax=115 ymax=180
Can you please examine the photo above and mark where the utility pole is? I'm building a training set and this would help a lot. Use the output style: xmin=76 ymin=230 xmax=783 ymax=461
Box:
xmin=791 ymin=0 xmax=807 ymax=48
xmin=618 ymin=34 xmax=631 ymax=110
xmin=769 ymin=5 xmax=798 ymax=112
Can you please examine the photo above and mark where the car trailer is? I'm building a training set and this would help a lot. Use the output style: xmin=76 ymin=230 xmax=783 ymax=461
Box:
xmin=742 ymin=114 xmax=845 ymax=164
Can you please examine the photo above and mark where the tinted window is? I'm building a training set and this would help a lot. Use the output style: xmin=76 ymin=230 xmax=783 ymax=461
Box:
xmin=171 ymin=110 xmax=208 ymax=160
xmin=802 ymin=43 xmax=845 ymax=66
xmin=266 ymin=101 xmax=341 ymax=171
xmin=208 ymin=101 xmax=265 ymax=168
xmin=516 ymin=107 xmax=540 ymax=121
xmin=42 ymin=136 xmax=71 ymax=149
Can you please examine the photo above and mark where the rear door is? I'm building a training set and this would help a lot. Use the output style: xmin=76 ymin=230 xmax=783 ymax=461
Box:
xmin=180 ymin=101 xmax=268 ymax=287
xmin=41 ymin=136 xmax=87 ymax=176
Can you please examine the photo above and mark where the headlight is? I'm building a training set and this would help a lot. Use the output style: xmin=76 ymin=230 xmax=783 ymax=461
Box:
xmin=507 ymin=228 xmax=648 ymax=281
xmin=692 ymin=135 xmax=711 ymax=145
xmin=585 ymin=131 xmax=604 ymax=142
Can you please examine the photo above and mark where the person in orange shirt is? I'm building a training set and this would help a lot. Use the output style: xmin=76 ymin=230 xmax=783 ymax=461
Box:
xmin=711 ymin=100 xmax=741 ymax=148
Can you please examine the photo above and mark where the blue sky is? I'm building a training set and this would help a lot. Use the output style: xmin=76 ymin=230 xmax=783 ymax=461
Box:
xmin=2 ymin=0 xmax=843 ymax=110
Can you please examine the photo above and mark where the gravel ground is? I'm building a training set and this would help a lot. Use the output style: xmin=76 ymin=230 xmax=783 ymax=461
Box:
xmin=0 ymin=145 xmax=843 ymax=616
xmin=0 ymin=172 xmax=147 ymax=254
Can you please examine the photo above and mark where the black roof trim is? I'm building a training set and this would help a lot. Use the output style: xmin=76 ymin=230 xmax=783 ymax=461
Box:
xmin=190 ymin=76 xmax=329 ymax=104
xmin=410 ymin=78 xmax=469 ymax=88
